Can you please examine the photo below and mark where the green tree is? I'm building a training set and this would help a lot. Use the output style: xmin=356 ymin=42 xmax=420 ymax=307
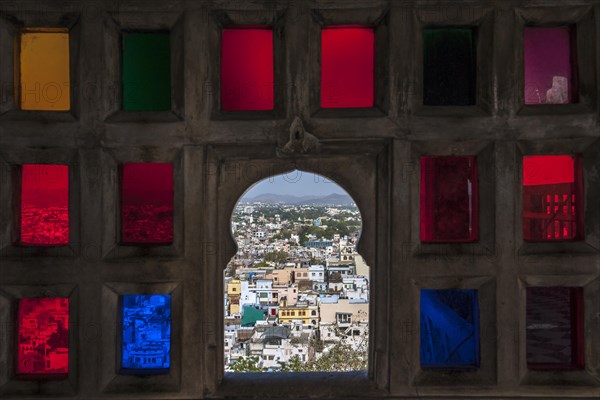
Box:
xmin=303 ymin=341 xmax=368 ymax=372
xmin=278 ymin=355 xmax=304 ymax=372
xmin=264 ymin=250 xmax=288 ymax=264
xmin=253 ymin=261 xmax=269 ymax=269
xmin=276 ymin=323 xmax=368 ymax=372
xmin=230 ymin=356 xmax=266 ymax=372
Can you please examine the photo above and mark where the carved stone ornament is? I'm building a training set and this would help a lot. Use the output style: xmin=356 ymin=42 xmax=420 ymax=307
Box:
xmin=277 ymin=116 xmax=320 ymax=156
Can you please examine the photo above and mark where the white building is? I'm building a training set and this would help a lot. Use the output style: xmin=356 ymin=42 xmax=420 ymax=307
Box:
xmin=309 ymin=265 xmax=325 ymax=282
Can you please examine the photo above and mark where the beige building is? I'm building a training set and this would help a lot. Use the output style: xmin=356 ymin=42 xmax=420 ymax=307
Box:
xmin=265 ymin=269 xmax=293 ymax=286
xmin=319 ymin=299 xmax=369 ymax=326
xmin=272 ymin=285 xmax=298 ymax=306
xmin=292 ymin=268 xmax=310 ymax=282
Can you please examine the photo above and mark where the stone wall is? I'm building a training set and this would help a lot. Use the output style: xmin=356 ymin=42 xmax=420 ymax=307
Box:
xmin=0 ymin=0 xmax=599 ymax=399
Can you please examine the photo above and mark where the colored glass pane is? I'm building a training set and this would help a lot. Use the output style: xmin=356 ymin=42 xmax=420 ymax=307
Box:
xmin=17 ymin=297 xmax=69 ymax=376
xmin=523 ymin=155 xmax=581 ymax=241
xmin=121 ymin=294 xmax=172 ymax=370
xmin=524 ymin=26 xmax=575 ymax=105
xmin=121 ymin=163 xmax=174 ymax=244
xmin=20 ymin=30 xmax=70 ymax=110
xmin=20 ymin=164 xmax=69 ymax=245
xmin=122 ymin=32 xmax=171 ymax=111
xmin=420 ymin=156 xmax=478 ymax=242
xmin=321 ymin=26 xmax=375 ymax=108
xmin=420 ymin=289 xmax=480 ymax=368
xmin=423 ymin=28 xmax=476 ymax=106
xmin=527 ymin=287 xmax=584 ymax=370
xmin=221 ymin=28 xmax=274 ymax=111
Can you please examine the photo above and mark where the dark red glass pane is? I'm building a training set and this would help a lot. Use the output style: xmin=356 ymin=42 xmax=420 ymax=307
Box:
xmin=420 ymin=156 xmax=478 ymax=243
xmin=524 ymin=26 xmax=576 ymax=105
xmin=523 ymin=155 xmax=582 ymax=241
xmin=121 ymin=163 xmax=174 ymax=244
xmin=526 ymin=287 xmax=584 ymax=370
xmin=321 ymin=26 xmax=375 ymax=108
xmin=221 ymin=27 xmax=274 ymax=111
xmin=17 ymin=297 xmax=69 ymax=376
xmin=20 ymin=164 xmax=69 ymax=245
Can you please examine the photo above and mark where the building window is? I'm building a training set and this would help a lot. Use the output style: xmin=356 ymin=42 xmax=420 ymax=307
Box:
xmin=522 ymin=155 xmax=582 ymax=241
xmin=221 ymin=27 xmax=274 ymax=111
xmin=20 ymin=164 xmax=69 ymax=246
xmin=122 ymin=32 xmax=171 ymax=111
xmin=336 ymin=312 xmax=352 ymax=325
xmin=420 ymin=156 xmax=478 ymax=242
xmin=423 ymin=27 xmax=476 ymax=106
xmin=524 ymin=26 xmax=576 ymax=105
xmin=120 ymin=163 xmax=174 ymax=244
xmin=420 ymin=289 xmax=480 ymax=369
xmin=19 ymin=29 xmax=70 ymax=111
xmin=526 ymin=287 xmax=584 ymax=370
xmin=321 ymin=26 xmax=375 ymax=109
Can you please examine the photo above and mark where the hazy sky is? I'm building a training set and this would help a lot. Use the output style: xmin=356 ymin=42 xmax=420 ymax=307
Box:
xmin=242 ymin=170 xmax=349 ymax=198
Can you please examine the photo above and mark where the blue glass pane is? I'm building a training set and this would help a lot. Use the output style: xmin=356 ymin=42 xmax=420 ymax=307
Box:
xmin=420 ymin=289 xmax=480 ymax=369
xmin=121 ymin=294 xmax=171 ymax=370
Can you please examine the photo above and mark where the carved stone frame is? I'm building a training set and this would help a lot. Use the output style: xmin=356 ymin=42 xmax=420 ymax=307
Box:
xmin=201 ymin=137 xmax=391 ymax=397
xmin=308 ymin=6 xmax=390 ymax=118
xmin=0 ymin=12 xmax=80 ymax=121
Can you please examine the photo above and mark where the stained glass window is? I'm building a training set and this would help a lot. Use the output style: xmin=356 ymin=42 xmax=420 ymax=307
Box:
xmin=20 ymin=29 xmax=70 ymax=111
xmin=420 ymin=156 xmax=478 ymax=243
xmin=221 ymin=27 xmax=274 ymax=111
xmin=420 ymin=289 xmax=480 ymax=369
xmin=526 ymin=287 xmax=584 ymax=370
xmin=321 ymin=26 xmax=375 ymax=108
xmin=522 ymin=155 xmax=581 ymax=241
xmin=121 ymin=294 xmax=172 ymax=370
xmin=17 ymin=298 xmax=69 ymax=376
xmin=524 ymin=26 xmax=575 ymax=105
xmin=20 ymin=164 xmax=69 ymax=246
xmin=423 ymin=27 xmax=476 ymax=106
xmin=121 ymin=163 xmax=174 ymax=244
xmin=122 ymin=32 xmax=171 ymax=111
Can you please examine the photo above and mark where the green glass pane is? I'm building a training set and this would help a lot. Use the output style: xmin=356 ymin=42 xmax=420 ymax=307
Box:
xmin=423 ymin=28 xmax=476 ymax=106
xmin=122 ymin=33 xmax=171 ymax=111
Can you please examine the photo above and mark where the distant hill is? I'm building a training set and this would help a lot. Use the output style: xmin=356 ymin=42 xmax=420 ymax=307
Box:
xmin=241 ymin=192 xmax=355 ymax=205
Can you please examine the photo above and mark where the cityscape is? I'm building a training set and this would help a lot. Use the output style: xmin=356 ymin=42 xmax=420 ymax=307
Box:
xmin=224 ymin=180 xmax=370 ymax=372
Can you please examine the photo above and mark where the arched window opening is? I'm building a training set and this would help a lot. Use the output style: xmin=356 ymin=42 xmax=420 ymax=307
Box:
xmin=224 ymin=170 xmax=370 ymax=373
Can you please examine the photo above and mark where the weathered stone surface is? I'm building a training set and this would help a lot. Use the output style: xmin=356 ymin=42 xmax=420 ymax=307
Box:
xmin=0 ymin=1 xmax=599 ymax=399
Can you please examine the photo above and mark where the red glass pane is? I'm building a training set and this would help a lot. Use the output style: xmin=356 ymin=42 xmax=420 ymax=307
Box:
xmin=524 ymin=27 xmax=575 ymax=105
xmin=221 ymin=27 xmax=274 ymax=111
xmin=526 ymin=287 xmax=584 ymax=370
xmin=17 ymin=298 xmax=69 ymax=376
xmin=121 ymin=163 xmax=174 ymax=244
xmin=420 ymin=156 xmax=478 ymax=243
xmin=20 ymin=164 xmax=69 ymax=245
xmin=523 ymin=155 xmax=582 ymax=241
xmin=321 ymin=26 xmax=375 ymax=108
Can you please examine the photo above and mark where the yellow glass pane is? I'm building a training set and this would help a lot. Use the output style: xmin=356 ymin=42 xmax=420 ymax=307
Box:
xmin=20 ymin=31 xmax=70 ymax=111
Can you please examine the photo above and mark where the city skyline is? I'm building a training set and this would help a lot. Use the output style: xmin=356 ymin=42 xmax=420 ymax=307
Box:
xmin=241 ymin=170 xmax=350 ymax=198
